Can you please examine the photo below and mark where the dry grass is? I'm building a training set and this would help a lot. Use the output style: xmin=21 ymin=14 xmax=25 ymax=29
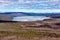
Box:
xmin=0 ymin=18 xmax=60 ymax=40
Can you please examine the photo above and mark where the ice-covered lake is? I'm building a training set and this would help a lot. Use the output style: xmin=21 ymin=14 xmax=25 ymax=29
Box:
xmin=12 ymin=16 xmax=51 ymax=21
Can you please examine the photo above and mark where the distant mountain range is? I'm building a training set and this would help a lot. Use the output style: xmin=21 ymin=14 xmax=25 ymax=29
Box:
xmin=0 ymin=12 xmax=60 ymax=18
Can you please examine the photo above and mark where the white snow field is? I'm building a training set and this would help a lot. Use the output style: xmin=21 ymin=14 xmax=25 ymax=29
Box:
xmin=12 ymin=16 xmax=51 ymax=21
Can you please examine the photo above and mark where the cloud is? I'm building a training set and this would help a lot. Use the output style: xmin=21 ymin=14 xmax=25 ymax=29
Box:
xmin=0 ymin=0 xmax=18 ymax=7
xmin=0 ymin=0 xmax=60 ymax=13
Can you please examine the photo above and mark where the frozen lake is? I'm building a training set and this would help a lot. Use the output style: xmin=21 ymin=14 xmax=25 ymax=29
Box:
xmin=12 ymin=16 xmax=51 ymax=21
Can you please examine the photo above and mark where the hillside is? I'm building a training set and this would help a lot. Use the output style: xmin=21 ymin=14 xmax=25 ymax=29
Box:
xmin=0 ymin=18 xmax=60 ymax=40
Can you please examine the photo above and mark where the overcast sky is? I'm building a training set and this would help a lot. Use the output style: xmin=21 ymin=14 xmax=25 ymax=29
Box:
xmin=0 ymin=0 xmax=60 ymax=13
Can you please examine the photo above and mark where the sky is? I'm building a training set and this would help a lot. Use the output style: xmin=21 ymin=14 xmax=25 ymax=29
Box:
xmin=0 ymin=0 xmax=60 ymax=13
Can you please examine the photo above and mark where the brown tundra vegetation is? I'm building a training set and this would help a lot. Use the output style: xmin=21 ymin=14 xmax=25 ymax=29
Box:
xmin=0 ymin=18 xmax=60 ymax=40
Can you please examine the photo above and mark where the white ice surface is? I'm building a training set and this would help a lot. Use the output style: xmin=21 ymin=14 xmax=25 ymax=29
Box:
xmin=12 ymin=16 xmax=51 ymax=21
